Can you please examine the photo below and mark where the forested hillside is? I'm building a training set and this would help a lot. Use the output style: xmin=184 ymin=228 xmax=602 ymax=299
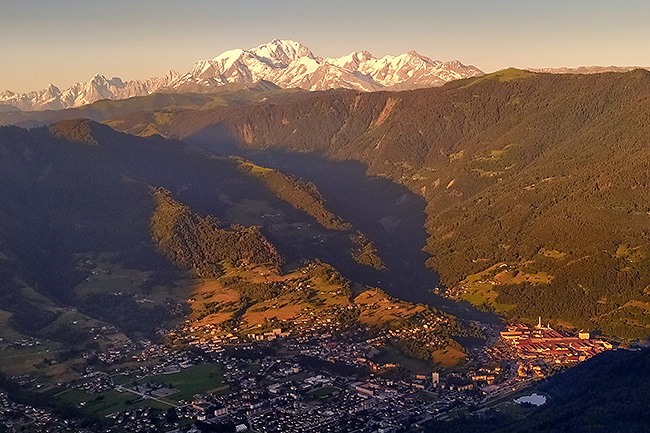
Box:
xmin=236 ymin=159 xmax=351 ymax=231
xmin=110 ymin=69 xmax=650 ymax=338
xmin=0 ymin=120 xmax=383 ymax=341
xmin=151 ymin=188 xmax=282 ymax=277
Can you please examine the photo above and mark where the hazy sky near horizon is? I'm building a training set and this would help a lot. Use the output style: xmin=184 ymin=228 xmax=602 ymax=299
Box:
xmin=1 ymin=0 xmax=649 ymax=92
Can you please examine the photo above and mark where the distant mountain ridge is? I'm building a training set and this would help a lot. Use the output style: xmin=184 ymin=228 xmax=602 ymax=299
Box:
xmin=0 ymin=39 xmax=483 ymax=111
xmin=528 ymin=65 xmax=650 ymax=74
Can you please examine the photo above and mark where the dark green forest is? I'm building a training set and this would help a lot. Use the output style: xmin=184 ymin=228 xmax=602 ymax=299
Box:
xmin=151 ymin=187 xmax=282 ymax=277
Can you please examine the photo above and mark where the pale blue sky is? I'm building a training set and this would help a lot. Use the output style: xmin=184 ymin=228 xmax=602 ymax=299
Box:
xmin=1 ymin=0 xmax=649 ymax=92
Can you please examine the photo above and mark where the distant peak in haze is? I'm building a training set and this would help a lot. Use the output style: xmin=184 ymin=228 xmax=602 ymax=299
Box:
xmin=0 ymin=39 xmax=483 ymax=111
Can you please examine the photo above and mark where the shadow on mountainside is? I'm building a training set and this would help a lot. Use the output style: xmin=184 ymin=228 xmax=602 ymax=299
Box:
xmin=187 ymin=125 xmax=499 ymax=325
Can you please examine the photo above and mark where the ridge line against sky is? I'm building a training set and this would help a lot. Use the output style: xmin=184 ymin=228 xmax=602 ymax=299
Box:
xmin=1 ymin=0 xmax=649 ymax=93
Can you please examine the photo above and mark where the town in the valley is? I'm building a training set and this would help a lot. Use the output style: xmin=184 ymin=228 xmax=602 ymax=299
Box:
xmin=0 ymin=308 xmax=618 ymax=433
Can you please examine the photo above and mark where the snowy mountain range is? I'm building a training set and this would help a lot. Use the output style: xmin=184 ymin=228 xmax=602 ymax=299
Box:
xmin=0 ymin=39 xmax=483 ymax=111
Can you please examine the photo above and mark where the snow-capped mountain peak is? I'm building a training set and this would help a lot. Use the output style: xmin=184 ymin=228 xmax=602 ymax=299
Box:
xmin=251 ymin=39 xmax=315 ymax=65
xmin=326 ymin=51 xmax=375 ymax=71
xmin=44 ymin=84 xmax=61 ymax=96
xmin=0 ymin=40 xmax=483 ymax=111
xmin=212 ymin=48 xmax=245 ymax=63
